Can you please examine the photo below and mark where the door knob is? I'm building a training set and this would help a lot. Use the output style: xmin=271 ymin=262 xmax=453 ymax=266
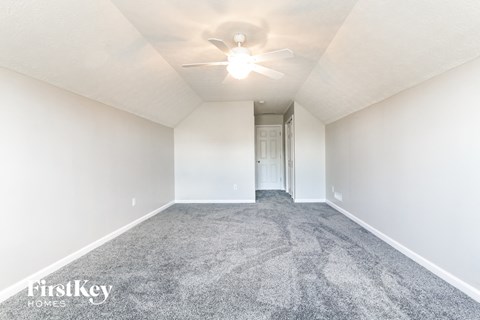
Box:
xmin=257 ymin=161 xmax=260 ymax=163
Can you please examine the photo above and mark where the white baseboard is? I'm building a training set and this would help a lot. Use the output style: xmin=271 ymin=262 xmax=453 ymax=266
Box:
xmin=294 ymin=198 xmax=326 ymax=203
xmin=326 ymin=200 xmax=480 ymax=303
xmin=0 ymin=200 xmax=175 ymax=304
xmin=175 ymin=199 xmax=256 ymax=203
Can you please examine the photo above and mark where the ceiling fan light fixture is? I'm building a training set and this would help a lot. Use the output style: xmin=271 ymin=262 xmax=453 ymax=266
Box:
xmin=227 ymin=50 xmax=253 ymax=80
xmin=227 ymin=62 xmax=252 ymax=80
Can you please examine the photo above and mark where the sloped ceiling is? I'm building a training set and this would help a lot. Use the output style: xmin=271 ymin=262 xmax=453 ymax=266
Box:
xmin=0 ymin=0 xmax=202 ymax=127
xmin=1 ymin=1 xmax=480 ymax=127
xmin=112 ymin=0 xmax=358 ymax=115
xmin=296 ymin=0 xmax=480 ymax=123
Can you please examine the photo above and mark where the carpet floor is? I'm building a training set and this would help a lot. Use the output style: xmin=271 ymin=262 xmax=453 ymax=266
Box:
xmin=1 ymin=191 xmax=479 ymax=319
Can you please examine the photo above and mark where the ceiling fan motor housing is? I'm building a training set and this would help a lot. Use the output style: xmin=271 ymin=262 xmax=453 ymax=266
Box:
xmin=229 ymin=46 xmax=251 ymax=59
xmin=233 ymin=33 xmax=246 ymax=45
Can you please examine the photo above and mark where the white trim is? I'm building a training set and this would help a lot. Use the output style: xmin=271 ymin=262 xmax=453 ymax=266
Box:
xmin=285 ymin=115 xmax=295 ymax=199
xmin=294 ymin=199 xmax=326 ymax=203
xmin=326 ymin=200 xmax=480 ymax=303
xmin=0 ymin=201 xmax=175 ymax=304
xmin=175 ymin=200 xmax=256 ymax=204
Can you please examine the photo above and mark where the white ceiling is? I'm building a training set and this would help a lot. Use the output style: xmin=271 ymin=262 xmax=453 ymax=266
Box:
xmin=296 ymin=0 xmax=480 ymax=123
xmin=0 ymin=0 xmax=202 ymax=127
xmin=112 ymin=0 xmax=358 ymax=115
xmin=1 ymin=1 xmax=480 ymax=126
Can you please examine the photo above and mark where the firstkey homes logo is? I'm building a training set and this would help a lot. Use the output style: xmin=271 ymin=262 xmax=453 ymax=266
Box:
xmin=27 ymin=279 xmax=113 ymax=307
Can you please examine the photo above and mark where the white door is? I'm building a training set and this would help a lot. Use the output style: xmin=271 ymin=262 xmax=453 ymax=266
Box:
xmin=256 ymin=125 xmax=283 ymax=190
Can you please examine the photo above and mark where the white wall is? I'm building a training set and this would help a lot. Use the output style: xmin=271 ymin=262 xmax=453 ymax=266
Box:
xmin=255 ymin=114 xmax=284 ymax=126
xmin=283 ymin=102 xmax=294 ymax=123
xmin=293 ymin=102 xmax=326 ymax=202
xmin=0 ymin=68 xmax=174 ymax=292
xmin=175 ymin=101 xmax=255 ymax=202
xmin=326 ymin=57 xmax=480 ymax=296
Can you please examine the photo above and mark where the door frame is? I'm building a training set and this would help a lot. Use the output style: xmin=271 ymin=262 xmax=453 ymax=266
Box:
xmin=255 ymin=125 xmax=284 ymax=190
xmin=285 ymin=115 xmax=295 ymax=199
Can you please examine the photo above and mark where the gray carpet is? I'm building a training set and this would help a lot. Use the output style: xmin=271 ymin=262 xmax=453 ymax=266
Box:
xmin=1 ymin=190 xmax=479 ymax=319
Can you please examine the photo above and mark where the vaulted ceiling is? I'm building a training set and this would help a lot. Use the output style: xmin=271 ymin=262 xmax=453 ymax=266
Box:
xmin=112 ymin=0 xmax=357 ymax=116
xmin=1 ymin=0 xmax=480 ymax=127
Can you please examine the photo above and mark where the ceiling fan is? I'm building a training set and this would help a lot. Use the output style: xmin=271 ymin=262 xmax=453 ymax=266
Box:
xmin=182 ymin=33 xmax=294 ymax=80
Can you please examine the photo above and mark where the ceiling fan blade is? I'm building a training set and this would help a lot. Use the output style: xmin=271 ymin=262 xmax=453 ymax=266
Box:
xmin=182 ymin=61 xmax=228 ymax=68
xmin=251 ymin=64 xmax=284 ymax=80
xmin=208 ymin=38 xmax=231 ymax=55
xmin=252 ymin=49 xmax=294 ymax=63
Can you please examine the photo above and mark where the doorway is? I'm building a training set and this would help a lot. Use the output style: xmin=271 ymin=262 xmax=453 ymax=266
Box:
xmin=255 ymin=125 xmax=284 ymax=190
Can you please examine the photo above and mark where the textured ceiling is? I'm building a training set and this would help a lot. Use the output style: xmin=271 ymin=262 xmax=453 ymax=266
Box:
xmin=0 ymin=0 xmax=202 ymax=127
xmin=1 ymin=1 xmax=480 ymax=126
xmin=296 ymin=0 xmax=480 ymax=124
xmin=112 ymin=0 xmax=358 ymax=115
